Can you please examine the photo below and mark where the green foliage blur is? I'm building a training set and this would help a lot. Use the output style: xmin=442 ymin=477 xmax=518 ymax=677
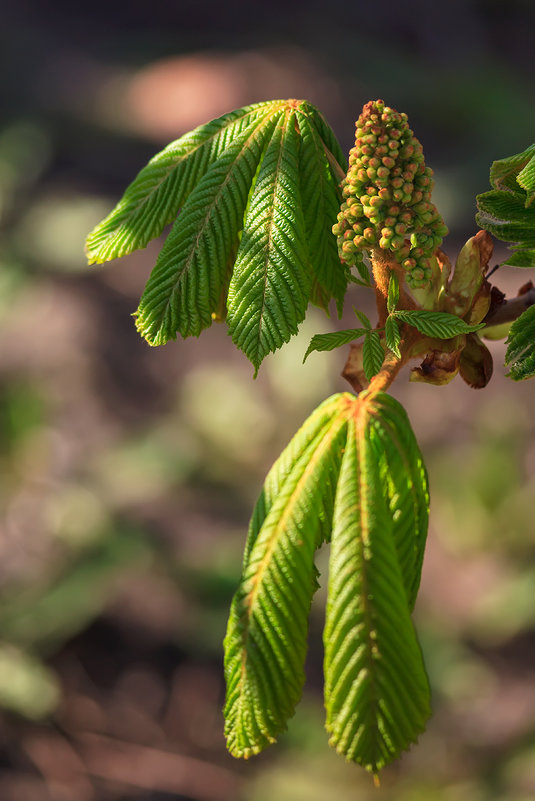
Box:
xmin=2 ymin=1 xmax=535 ymax=798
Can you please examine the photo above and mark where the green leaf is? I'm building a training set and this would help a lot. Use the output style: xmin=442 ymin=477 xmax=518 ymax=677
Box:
xmin=477 ymin=145 xmax=535 ymax=260
xmin=505 ymin=304 xmax=535 ymax=380
xmin=88 ymin=99 xmax=351 ymax=364
xmin=517 ymin=153 xmax=535 ymax=206
xmin=504 ymin=247 xmax=535 ymax=268
xmin=296 ymin=110 xmax=348 ymax=315
xmin=303 ymin=328 xmax=367 ymax=362
xmin=393 ymin=310 xmax=484 ymax=338
xmin=387 ymin=274 xmax=399 ymax=313
xmin=86 ymin=100 xmax=284 ymax=263
xmin=490 ymin=144 xmax=535 ymax=193
xmin=224 ymin=393 xmax=351 ymax=757
xmin=366 ymin=393 xmax=429 ymax=608
xmin=134 ymin=113 xmax=280 ymax=344
xmin=362 ymin=331 xmax=384 ymax=381
xmin=227 ymin=111 xmax=312 ymax=373
xmin=476 ymin=189 xmax=533 ymax=224
xmin=385 ymin=316 xmax=401 ymax=358
xmin=299 ymin=101 xmax=348 ymax=180
xmin=354 ymin=308 xmax=371 ymax=328
xmin=324 ymin=398 xmax=430 ymax=773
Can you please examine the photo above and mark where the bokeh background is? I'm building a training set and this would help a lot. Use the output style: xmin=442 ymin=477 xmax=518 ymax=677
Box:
xmin=2 ymin=1 xmax=535 ymax=799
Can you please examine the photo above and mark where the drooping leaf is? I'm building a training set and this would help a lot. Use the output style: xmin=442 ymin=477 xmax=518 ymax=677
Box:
xmin=324 ymin=397 xmax=430 ymax=773
xmin=300 ymin=101 xmax=348 ymax=181
xmin=87 ymin=98 xmax=349 ymax=367
xmin=296 ymin=111 xmax=349 ymax=315
xmin=505 ymin=304 xmax=535 ymax=380
xmin=226 ymin=111 xmax=312 ymax=373
xmin=393 ymin=309 xmax=484 ymax=339
xmin=303 ymin=328 xmax=367 ymax=362
xmin=362 ymin=330 xmax=384 ymax=380
xmin=224 ymin=394 xmax=351 ymax=757
xmin=86 ymin=100 xmax=285 ymax=263
xmin=134 ymin=113 xmax=280 ymax=344
xmin=366 ymin=393 xmax=429 ymax=607
xmin=385 ymin=315 xmax=401 ymax=358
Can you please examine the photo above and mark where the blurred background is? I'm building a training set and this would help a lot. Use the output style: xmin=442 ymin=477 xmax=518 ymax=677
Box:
xmin=1 ymin=1 xmax=535 ymax=799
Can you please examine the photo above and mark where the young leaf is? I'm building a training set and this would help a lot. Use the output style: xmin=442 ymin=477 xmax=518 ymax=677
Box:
xmin=87 ymin=99 xmax=350 ymax=365
xmin=324 ymin=404 xmax=430 ymax=773
xmin=517 ymin=153 xmax=535 ymax=206
xmin=505 ymin=304 xmax=535 ymax=380
xmin=303 ymin=328 xmax=367 ymax=362
xmin=385 ymin=315 xmax=401 ymax=358
xmin=504 ymin=248 xmax=535 ymax=268
xmin=393 ymin=310 xmax=484 ymax=339
xmin=224 ymin=394 xmax=351 ymax=757
xmin=387 ymin=274 xmax=399 ymax=313
xmin=362 ymin=331 xmax=384 ymax=380
xmin=476 ymin=144 xmax=535 ymax=262
xmin=366 ymin=393 xmax=429 ymax=607
xmin=296 ymin=110 xmax=348 ymax=315
xmin=135 ymin=113 xmax=281 ymax=343
xmin=86 ymin=100 xmax=284 ymax=263
xmin=489 ymin=144 xmax=535 ymax=193
xmin=354 ymin=308 xmax=371 ymax=329
xmin=227 ymin=111 xmax=311 ymax=373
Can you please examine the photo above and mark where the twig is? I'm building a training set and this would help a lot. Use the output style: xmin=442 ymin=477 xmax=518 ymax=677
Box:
xmin=483 ymin=286 xmax=535 ymax=327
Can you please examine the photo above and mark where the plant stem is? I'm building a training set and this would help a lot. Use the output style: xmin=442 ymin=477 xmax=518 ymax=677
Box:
xmin=367 ymin=351 xmax=406 ymax=393
xmin=483 ymin=285 xmax=535 ymax=327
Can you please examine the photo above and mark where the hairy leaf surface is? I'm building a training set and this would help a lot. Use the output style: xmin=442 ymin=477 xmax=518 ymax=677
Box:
xmin=505 ymin=304 xmax=535 ymax=380
xmin=324 ymin=397 xmax=430 ymax=773
xmin=224 ymin=394 xmax=352 ymax=757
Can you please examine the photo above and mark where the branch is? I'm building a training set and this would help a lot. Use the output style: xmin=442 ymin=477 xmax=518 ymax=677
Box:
xmin=483 ymin=285 xmax=535 ymax=327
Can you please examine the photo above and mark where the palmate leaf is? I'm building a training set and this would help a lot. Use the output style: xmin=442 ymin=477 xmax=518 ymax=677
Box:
xmin=505 ymin=304 xmax=535 ymax=380
xmin=224 ymin=394 xmax=351 ymax=757
xmin=224 ymin=390 xmax=431 ymax=771
xmin=226 ymin=111 xmax=312 ymax=373
xmin=86 ymin=98 xmax=350 ymax=371
xmin=324 ymin=394 xmax=430 ymax=773
xmin=86 ymin=100 xmax=284 ymax=263
xmin=393 ymin=310 xmax=484 ymax=339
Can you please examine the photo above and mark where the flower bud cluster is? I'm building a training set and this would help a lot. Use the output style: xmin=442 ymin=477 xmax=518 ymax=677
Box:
xmin=332 ymin=100 xmax=448 ymax=289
